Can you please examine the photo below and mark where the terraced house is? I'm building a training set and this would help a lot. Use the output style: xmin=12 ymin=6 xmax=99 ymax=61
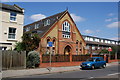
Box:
xmin=82 ymin=35 xmax=119 ymax=54
xmin=0 ymin=3 xmax=24 ymax=50
xmin=24 ymin=10 xmax=87 ymax=55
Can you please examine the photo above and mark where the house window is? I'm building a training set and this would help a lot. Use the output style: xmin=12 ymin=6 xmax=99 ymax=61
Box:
xmin=10 ymin=12 xmax=17 ymax=21
xmin=35 ymin=24 xmax=39 ymax=29
xmin=26 ymin=27 xmax=30 ymax=32
xmin=8 ymin=27 xmax=16 ymax=39
xmin=44 ymin=19 xmax=50 ymax=26
xmin=101 ymin=39 xmax=103 ymax=43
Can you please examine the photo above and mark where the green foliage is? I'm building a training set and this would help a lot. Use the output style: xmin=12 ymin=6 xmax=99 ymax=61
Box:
xmin=15 ymin=42 xmax=25 ymax=51
xmin=27 ymin=51 xmax=40 ymax=68
xmin=99 ymin=49 xmax=109 ymax=54
xmin=111 ymin=46 xmax=120 ymax=54
xmin=15 ymin=32 xmax=40 ymax=51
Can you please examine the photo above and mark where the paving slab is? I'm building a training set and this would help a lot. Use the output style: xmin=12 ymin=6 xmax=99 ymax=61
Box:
xmin=2 ymin=62 xmax=119 ymax=78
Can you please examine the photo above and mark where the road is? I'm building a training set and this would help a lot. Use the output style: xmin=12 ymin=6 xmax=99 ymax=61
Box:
xmin=2 ymin=64 xmax=120 ymax=80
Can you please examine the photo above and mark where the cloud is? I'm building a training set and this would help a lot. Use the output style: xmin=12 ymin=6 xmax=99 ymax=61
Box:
xmin=106 ymin=21 xmax=119 ymax=28
xmin=108 ymin=13 xmax=114 ymax=16
xmin=70 ymin=13 xmax=85 ymax=22
xmin=84 ymin=29 xmax=93 ymax=34
xmin=105 ymin=17 xmax=118 ymax=22
xmin=30 ymin=14 xmax=46 ymax=21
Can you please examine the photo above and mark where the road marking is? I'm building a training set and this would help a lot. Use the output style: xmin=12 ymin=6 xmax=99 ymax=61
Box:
xmin=90 ymin=77 xmax=94 ymax=78
xmin=107 ymin=73 xmax=120 ymax=76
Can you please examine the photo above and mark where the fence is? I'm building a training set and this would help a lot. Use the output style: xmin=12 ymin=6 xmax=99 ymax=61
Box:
xmin=2 ymin=50 xmax=26 ymax=70
xmin=72 ymin=55 xmax=91 ymax=61
xmin=110 ymin=55 xmax=115 ymax=60
xmin=42 ymin=54 xmax=106 ymax=63
xmin=92 ymin=55 xmax=104 ymax=58
xmin=117 ymin=54 xmax=120 ymax=59
xmin=42 ymin=55 xmax=70 ymax=63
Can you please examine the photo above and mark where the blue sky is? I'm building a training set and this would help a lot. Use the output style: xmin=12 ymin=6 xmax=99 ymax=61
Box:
xmin=5 ymin=2 xmax=119 ymax=41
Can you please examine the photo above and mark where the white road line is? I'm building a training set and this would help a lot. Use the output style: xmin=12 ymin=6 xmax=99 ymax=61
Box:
xmin=107 ymin=73 xmax=120 ymax=76
xmin=90 ymin=77 xmax=94 ymax=78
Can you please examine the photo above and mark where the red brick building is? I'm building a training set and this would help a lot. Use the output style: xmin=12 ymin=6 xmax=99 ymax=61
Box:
xmin=24 ymin=10 xmax=87 ymax=55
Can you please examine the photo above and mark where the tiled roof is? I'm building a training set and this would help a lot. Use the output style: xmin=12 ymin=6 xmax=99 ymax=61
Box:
xmin=24 ymin=10 xmax=67 ymax=38
xmin=0 ymin=3 xmax=23 ymax=13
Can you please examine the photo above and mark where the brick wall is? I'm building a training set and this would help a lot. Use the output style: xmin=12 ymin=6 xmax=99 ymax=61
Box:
xmin=39 ymin=61 xmax=83 ymax=68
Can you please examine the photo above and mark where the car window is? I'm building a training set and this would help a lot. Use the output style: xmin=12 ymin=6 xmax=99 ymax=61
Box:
xmin=96 ymin=58 xmax=100 ymax=61
xmin=86 ymin=58 xmax=95 ymax=62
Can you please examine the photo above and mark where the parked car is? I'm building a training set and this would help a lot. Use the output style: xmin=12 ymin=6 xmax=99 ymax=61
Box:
xmin=80 ymin=57 xmax=106 ymax=69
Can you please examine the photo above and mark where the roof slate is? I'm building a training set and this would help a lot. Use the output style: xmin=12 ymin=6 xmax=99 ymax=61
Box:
xmin=0 ymin=3 xmax=23 ymax=13
xmin=24 ymin=10 xmax=67 ymax=38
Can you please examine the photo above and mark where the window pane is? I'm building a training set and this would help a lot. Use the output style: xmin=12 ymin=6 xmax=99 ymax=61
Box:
xmin=10 ymin=12 xmax=16 ymax=16
xmin=9 ymin=28 xmax=16 ymax=33
xmin=10 ymin=12 xmax=16 ymax=21
xmin=8 ymin=28 xmax=16 ymax=39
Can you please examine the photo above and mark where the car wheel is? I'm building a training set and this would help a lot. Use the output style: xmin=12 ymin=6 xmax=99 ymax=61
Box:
xmin=91 ymin=65 xmax=95 ymax=70
xmin=102 ymin=64 xmax=106 ymax=68
xmin=81 ymin=67 xmax=84 ymax=70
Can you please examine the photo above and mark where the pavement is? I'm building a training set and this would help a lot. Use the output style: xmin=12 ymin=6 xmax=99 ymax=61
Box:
xmin=0 ymin=72 xmax=2 ymax=80
xmin=1 ymin=62 xmax=119 ymax=78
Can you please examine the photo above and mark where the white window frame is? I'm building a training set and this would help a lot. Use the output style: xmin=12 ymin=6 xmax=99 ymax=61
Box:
xmin=35 ymin=24 xmax=39 ymax=29
xmin=8 ymin=27 xmax=16 ymax=39
xmin=44 ymin=19 xmax=50 ymax=26
xmin=10 ymin=12 xmax=17 ymax=22
xmin=62 ymin=21 xmax=70 ymax=32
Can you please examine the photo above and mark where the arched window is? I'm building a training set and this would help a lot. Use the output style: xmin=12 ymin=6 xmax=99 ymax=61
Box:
xmin=47 ymin=38 xmax=50 ymax=47
xmin=62 ymin=21 xmax=71 ymax=38
xmin=62 ymin=21 xmax=70 ymax=32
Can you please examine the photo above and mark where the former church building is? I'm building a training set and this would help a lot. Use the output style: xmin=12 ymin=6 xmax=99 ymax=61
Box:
xmin=24 ymin=10 xmax=87 ymax=55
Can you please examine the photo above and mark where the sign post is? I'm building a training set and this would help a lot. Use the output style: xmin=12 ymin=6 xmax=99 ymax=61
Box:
xmin=108 ymin=47 xmax=112 ymax=60
xmin=48 ymin=42 xmax=53 ymax=71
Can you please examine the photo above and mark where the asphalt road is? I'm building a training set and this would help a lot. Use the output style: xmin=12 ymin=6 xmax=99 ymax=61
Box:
xmin=2 ymin=64 xmax=120 ymax=80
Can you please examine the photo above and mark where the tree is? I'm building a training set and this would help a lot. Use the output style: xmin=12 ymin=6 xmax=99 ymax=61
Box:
xmin=15 ymin=32 xmax=40 ymax=52
xmin=111 ymin=46 xmax=118 ymax=55
xmin=99 ymin=49 xmax=109 ymax=54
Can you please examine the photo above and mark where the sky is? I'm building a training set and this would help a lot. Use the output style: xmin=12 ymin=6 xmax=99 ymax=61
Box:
xmin=4 ymin=2 xmax=119 ymax=41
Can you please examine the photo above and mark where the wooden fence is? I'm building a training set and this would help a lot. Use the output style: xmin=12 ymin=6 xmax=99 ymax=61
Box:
xmin=2 ymin=50 xmax=26 ymax=70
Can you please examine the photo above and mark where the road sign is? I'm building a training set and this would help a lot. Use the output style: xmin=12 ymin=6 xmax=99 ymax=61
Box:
xmin=108 ymin=47 xmax=112 ymax=52
xmin=48 ymin=42 xmax=53 ymax=47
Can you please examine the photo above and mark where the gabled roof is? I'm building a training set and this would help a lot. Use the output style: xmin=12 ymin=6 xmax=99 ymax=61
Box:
xmin=0 ymin=3 xmax=24 ymax=13
xmin=24 ymin=10 xmax=67 ymax=38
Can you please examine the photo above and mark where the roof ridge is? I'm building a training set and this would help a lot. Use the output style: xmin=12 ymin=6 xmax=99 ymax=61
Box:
xmin=0 ymin=3 xmax=23 ymax=13
xmin=24 ymin=10 xmax=67 ymax=27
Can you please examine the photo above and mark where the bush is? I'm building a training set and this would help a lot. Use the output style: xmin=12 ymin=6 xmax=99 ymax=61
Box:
xmin=26 ymin=51 xmax=40 ymax=68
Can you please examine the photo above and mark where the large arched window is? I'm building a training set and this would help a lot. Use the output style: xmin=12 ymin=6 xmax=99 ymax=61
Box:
xmin=62 ymin=21 xmax=71 ymax=38
xmin=62 ymin=21 xmax=70 ymax=32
